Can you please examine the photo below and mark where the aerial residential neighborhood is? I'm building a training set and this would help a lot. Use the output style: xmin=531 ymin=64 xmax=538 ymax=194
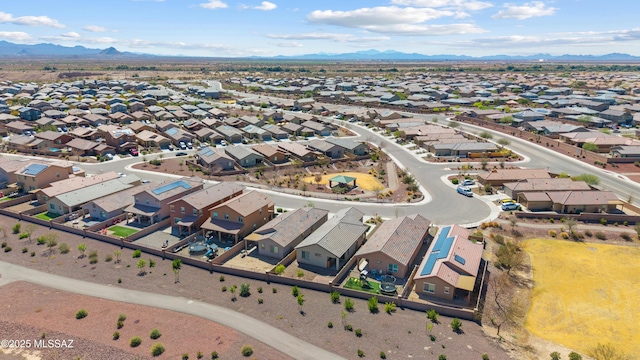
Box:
xmin=1 ymin=1 xmax=640 ymax=360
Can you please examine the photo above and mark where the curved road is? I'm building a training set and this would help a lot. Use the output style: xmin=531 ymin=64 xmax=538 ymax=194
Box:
xmin=0 ymin=261 xmax=344 ymax=360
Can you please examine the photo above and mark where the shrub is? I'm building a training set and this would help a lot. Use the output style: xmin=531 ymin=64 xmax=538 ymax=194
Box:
xmin=105 ymin=254 xmax=113 ymax=262
xmin=211 ymin=351 xmax=219 ymax=359
xmin=439 ymin=355 xmax=447 ymax=360
xmin=357 ymin=349 xmax=365 ymax=357
xmin=132 ymin=249 xmax=142 ymax=258
xmin=482 ymin=354 xmax=489 ymax=360
xmin=118 ymin=313 xmax=126 ymax=322
xmin=560 ymin=232 xmax=569 ymax=239
xmin=75 ymin=309 xmax=88 ymax=319
xmin=59 ymin=243 xmax=70 ymax=254
xmin=113 ymin=332 xmax=120 ymax=340
xmin=12 ymin=223 xmax=20 ymax=234
xmin=22 ymin=247 xmax=28 ymax=253
xmin=4 ymin=246 xmax=11 ymax=253
xmin=328 ymin=321 xmax=333 ymax=328
xmin=548 ymin=230 xmax=557 ymax=238
xmin=550 ymin=352 xmax=561 ymax=360
xmin=494 ymin=234 xmax=505 ymax=244
xmin=241 ymin=345 xmax=253 ymax=357
xmin=585 ymin=230 xmax=593 ymax=237
xmin=219 ymin=275 xmax=225 ymax=282
xmin=292 ymin=286 xmax=299 ymax=297
xmin=30 ymin=252 xmax=35 ymax=257
xmin=346 ymin=324 xmax=353 ymax=331
xmin=621 ymin=233 xmax=632 ymax=241
xmin=182 ymin=354 xmax=189 ymax=360
xmin=88 ymin=250 xmax=98 ymax=258
xmin=239 ymin=283 xmax=250 ymax=297
xmin=117 ymin=320 xmax=124 ymax=329
xmin=451 ymin=318 xmax=462 ymax=333
xmin=150 ymin=329 xmax=162 ymax=339
xmin=221 ymin=286 xmax=227 ymax=292
xmin=367 ymin=296 xmax=379 ymax=313
xmin=451 ymin=178 xmax=459 ymax=185
xmin=344 ymin=298 xmax=354 ymax=311
xmin=330 ymin=291 xmax=340 ymax=304
xmin=595 ymin=232 xmax=606 ymax=240
xmin=599 ymin=218 xmax=607 ymax=226
xmin=89 ymin=257 xmax=98 ymax=264
xmin=117 ymin=278 xmax=122 ymax=283
xmin=1 ymin=242 xmax=6 ymax=248
xmin=355 ymin=328 xmax=362 ymax=337
xmin=274 ymin=264 xmax=285 ymax=275
xmin=385 ymin=302 xmax=397 ymax=314
xmin=380 ymin=351 xmax=387 ymax=359
xmin=150 ymin=342 xmax=165 ymax=356
xmin=37 ymin=237 xmax=46 ymax=245
xmin=272 ymin=288 xmax=277 ymax=293
xmin=257 ymin=286 xmax=263 ymax=293
xmin=427 ymin=309 xmax=439 ymax=323
xmin=296 ymin=269 xmax=305 ymax=278
xmin=568 ymin=352 xmax=582 ymax=360
xmin=258 ymin=298 xmax=263 ymax=304
xmin=130 ymin=337 xmax=142 ymax=347
xmin=19 ymin=233 xmax=28 ymax=239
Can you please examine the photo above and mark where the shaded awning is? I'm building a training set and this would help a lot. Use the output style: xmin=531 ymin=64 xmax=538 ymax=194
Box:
xmin=176 ymin=215 xmax=198 ymax=226
xmin=201 ymin=218 xmax=244 ymax=234
xmin=244 ymin=233 xmax=264 ymax=241
xmin=124 ymin=203 xmax=160 ymax=217
xmin=456 ymin=275 xmax=476 ymax=291
xmin=330 ymin=175 xmax=356 ymax=184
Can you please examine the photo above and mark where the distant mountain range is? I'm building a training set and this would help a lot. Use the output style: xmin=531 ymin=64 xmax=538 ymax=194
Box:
xmin=1 ymin=41 xmax=639 ymax=61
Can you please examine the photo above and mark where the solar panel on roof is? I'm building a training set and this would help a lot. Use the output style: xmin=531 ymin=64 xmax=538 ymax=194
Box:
xmin=22 ymin=164 xmax=48 ymax=176
xmin=151 ymin=180 xmax=192 ymax=195
xmin=198 ymin=148 xmax=215 ymax=157
xmin=419 ymin=226 xmax=455 ymax=276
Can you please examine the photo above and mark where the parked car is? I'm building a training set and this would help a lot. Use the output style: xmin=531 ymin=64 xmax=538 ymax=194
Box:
xmin=501 ymin=202 xmax=521 ymax=211
xmin=456 ymin=186 xmax=473 ymax=197
xmin=187 ymin=142 xmax=193 ymax=149
xmin=175 ymin=152 xmax=188 ymax=157
xmin=129 ymin=148 xmax=139 ymax=156
xmin=220 ymin=140 xmax=227 ymax=146
xmin=105 ymin=153 xmax=114 ymax=160
xmin=167 ymin=145 xmax=174 ymax=151
xmin=462 ymin=179 xmax=475 ymax=186
xmin=179 ymin=141 xmax=187 ymax=150
xmin=500 ymin=199 xmax=515 ymax=204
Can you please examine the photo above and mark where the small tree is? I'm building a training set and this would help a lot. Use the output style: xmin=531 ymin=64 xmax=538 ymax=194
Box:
xmin=550 ymin=352 xmax=561 ymax=360
xmin=297 ymin=293 xmax=305 ymax=314
xmin=497 ymin=138 xmax=511 ymax=148
xmin=568 ymin=352 xmax=582 ymax=360
xmin=450 ymin=318 xmax=463 ymax=333
xmin=137 ymin=259 xmax=147 ymax=275
xmin=344 ymin=298 xmax=354 ymax=311
xmin=330 ymin=291 xmax=340 ymax=304
xmin=292 ymin=285 xmax=299 ymax=297
xmin=46 ymin=234 xmax=58 ymax=255
xmin=230 ymin=285 xmax=237 ymax=301
xmin=239 ymin=283 xmax=250 ymax=297
xmin=274 ymin=264 xmax=285 ymax=275
xmin=426 ymin=309 xmax=439 ymax=323
xmin=314 ymin=173 xmax=323 ymax=188
xmin=77 ymin=243 xmax=87 ymax=258
xmin=172 ymin=259 xmax=182 ymax=283
xmin=341 ymin=310 xmax=348 ymax=328
xmin=384 ymin=302 xmax=397 ymax=314
xmin=132 ymin=249 xmax=142 ymax=258
xmin=24 ymin=223 xmax=37 ymax=242
xmin=114 ymin=249 xmax=122 ymax=263
xmin=367 ymin=296 xmax=379 ymax=313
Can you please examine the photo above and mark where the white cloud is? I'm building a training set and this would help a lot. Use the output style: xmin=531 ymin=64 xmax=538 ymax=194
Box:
xmin=492 ymin=1 xmax=556 ymax=20
xmin=0 ymin=31 xmax=32 ymax=42
xmin=273 ymin=41 xmax=302 ymax=47
xmin=83 ymin=25 xmax=107 ymax=33
xmin=61 ymin=32 xmax=80 ymax=38
xmin=391 ymin=0 xmax=493 ymax=11
xmin=40 ymin=34 xmax=118 ymax=44
xmin=266 ymin=32 xmax=390 ymax=42
xmin=200 ymin=0 xmax=228 ymax=9
xmin=306 ymin=6 xmax=484 ymax=35
xmin=253 ymin=1 xmax=277 ymax=11
xmin=0 ymin=12 xmax=64 ymax=28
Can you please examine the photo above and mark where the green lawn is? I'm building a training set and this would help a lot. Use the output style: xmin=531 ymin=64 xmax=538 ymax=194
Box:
xmin=108 ymin=225 xmax=139 ymax=238
xmin=344 ymin=277 xmax=381 ymax=294
xmin=35 ymin=212 xmax=59 ymax=221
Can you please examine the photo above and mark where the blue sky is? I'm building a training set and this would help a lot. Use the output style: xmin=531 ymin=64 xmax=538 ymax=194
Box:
xmin=1 ymin=0 xmax=639 ymax=57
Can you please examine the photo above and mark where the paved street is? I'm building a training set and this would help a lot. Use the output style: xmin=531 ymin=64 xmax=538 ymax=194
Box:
xmin=0 ymin=261 xmax=345 ymax=360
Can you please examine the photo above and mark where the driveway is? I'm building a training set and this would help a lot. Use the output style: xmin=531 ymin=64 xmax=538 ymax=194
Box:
xmin=0 ymin=261 xmax=345 ymax=360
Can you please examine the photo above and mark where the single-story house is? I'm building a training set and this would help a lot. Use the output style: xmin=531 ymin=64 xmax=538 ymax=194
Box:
xmin=196 ymin=146 xmax=235 ymax=172
xmin=251 ymin=144 xmax=288 ymax=164
xmin=224 ymin=145 xmax=264 ymax=168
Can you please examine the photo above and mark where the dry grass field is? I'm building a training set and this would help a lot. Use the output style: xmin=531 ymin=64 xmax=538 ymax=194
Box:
xmin=303 ymin=172 xmax=384 ymax=191
xmin=523 ymin=238 xmax=640 ymax=357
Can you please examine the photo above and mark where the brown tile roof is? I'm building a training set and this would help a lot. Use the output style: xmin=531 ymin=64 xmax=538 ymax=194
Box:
xmin=172 ymin=182 xmax=244 ymax=210
xmin=253 ymin=207 xmax=329 ymax=247
xmin=212 ymin=190 xmax=274 ymax=217
xmin=252 ymin=144 xmax=281 ymax=158
xmin=478 ymin=169 xmax=550 ymax=181
xmin=504 ymin=178 xmax=591 ymax=193
xmin=40 ymin=171 xmax=120 ymax=197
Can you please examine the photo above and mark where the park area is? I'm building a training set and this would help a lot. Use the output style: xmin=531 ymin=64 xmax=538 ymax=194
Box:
xmin=523 ymin=238 xmax=640 ymax=357
xmin=303 ymin=172 xmax=384 ymax=191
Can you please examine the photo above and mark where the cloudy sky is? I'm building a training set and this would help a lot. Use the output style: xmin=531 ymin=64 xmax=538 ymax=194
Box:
xmin=1 ymin=0 xmax=639 ymax=57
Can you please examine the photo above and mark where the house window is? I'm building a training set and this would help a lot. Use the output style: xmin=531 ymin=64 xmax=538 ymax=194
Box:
xmin=315 ymin=253 xmax=321 ymax=257
xmin=274 ymin=156 xmax=278 ymax=161
xmin=444 ymin=287 xmax=450 ymax=294
xmin=387 ymin=264 xmax=398 ymax=273
xmin=301 ymin=251 xmax=310 ymax=260
xmin=50 ymin=204 xmax=55 ymax=210
xmin=135 ymin=197 xmax=139 ymax=203
xmin=224 ymin=213 xmax=229 ymax=220
xmin=213 ymin=212 xmax=218 ymax=219
xmin=423 ymin=283 xmax=435 ymax=294
xmin=238 ymin=216 xmax=243 ymax=223
xmin=170 ymin=205 xmax=174 ymax=212
xmin=193 ymin=209 xmax=197 ymax=216
xmin=100 ymin=211 xmax=105 ymax=218
xmin=180 ymin=207 xmax=185 ymax=214
xmin=253 ymin=223 xmax=256 ymax=229
xmin=145 ymin=200 xmax=150 ymax=205
xmin=270 ymin=245 xmax=278 ymax=254
xmin=175 ymin=217 xmax=181 ymax=224
xmin=56 ymin=172 xmax=60 ymax=178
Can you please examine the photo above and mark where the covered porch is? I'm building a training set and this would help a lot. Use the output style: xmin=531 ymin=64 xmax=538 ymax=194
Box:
xmin=124 ymin=203 xmax=160 ymax=225
xmin=201 ymin=218 xmax=243 ymax=244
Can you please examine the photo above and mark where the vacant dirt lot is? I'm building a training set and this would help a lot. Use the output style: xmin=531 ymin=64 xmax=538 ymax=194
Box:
xmin=523 ymin=238 xmax=640 ymax=357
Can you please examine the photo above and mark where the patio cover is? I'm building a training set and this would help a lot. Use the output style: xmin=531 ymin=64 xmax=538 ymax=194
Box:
xmin=201 ymin=218 xmax=243 ymax=234
xmin=176 ymin=215 xmax=198 ymax=226
xmin=124 ymin=203 xmax=160 ymax=217
xmin=456 ymin=275 xmax=476 ymax=291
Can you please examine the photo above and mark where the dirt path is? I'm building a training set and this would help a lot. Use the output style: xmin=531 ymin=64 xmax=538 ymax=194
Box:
xmin=386 ymin=161 xmax=399 ymax=191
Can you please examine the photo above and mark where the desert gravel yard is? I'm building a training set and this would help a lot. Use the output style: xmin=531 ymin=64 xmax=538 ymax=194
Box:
xmin=0 ymin=214 xmax=512 ymax=359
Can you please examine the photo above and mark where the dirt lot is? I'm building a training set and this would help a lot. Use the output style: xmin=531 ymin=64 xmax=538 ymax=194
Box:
xmin=523 ymin=238 xmax=640 ymax=358
xmin=0 ymin=214 xmax=511 ymax=360
xmin=0 ymin=282 xmax=288 ymax=360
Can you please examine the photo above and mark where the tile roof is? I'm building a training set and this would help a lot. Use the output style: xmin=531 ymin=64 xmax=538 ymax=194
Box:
xmin=212 ymin=190 xmax=273 ymax=217
xmin=295 ymin=207 xmax=367 ymax=257
xmin=253 ymin=207 xmax=329 ymax=247
xmin=171 ymin=182 xmax=244 ymax=210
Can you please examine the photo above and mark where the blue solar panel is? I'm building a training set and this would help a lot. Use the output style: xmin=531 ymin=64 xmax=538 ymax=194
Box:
xmin=22 ymin=164 xmax=47 ymax=176
xmin=152 ymin=180 xmax=192 ymax=195
xmin=198 ymin=148 xmax=215 ymax=157
xmin=454 ymin=254 xmax=466 ymax=265
xmin=419 ymin=226 xmax=455 ymax=276
xmin=165 ymin=127 xmax=178 ymax=136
